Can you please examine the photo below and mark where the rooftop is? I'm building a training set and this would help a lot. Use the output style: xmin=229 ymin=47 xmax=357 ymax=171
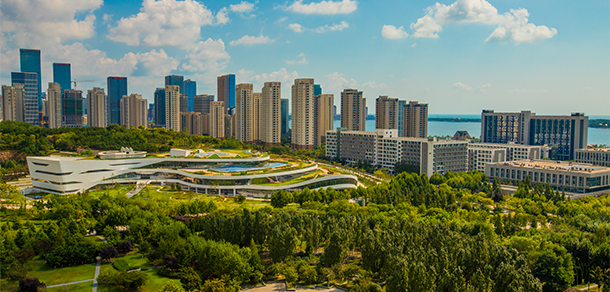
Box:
xmin=491 ymin=160 xmax=609 ymax=174
xmin=578 ymin=147 xmax=610 ymax=153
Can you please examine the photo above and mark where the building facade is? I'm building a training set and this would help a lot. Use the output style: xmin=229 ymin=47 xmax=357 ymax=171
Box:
xmin=194 ymin=94 xmax=214 ymax=115
xmin=467 ymin=142 xmax=542 ymax=172
xmin=281 ymin=98 xmax=289 ymax=140
xmin=261 ymin=82 xmax=281 ymax=146
xmin=181 ymin=112 xmax=203 ymax=135
xmin=235 ymin=83 xmax=255 ymax=143
xmin=481 ymin=110 xmax=588 ymax=160
xmin=341 ymin=89 xmax=366 ymax=131
xmin=184 ymin=79 xmax=196 ymax=112
xmin=486 ymin=160 xmax=610 ymax=194
xmin=165 ymin=85 xmax=181 ymax=131
xmin=253 ymin=92 xmax=262 ymax=143
xmin=47 ymin=83 xmax=62 ymax=129
xmin=210 ymin=101 xmax=225 ymax=139
xmin=52 ymin=63 xmax=71 ymax=96
xmin=11 ymin=72 xmax=38 ymax=125
xmin=20 ymin=49 xmax=42 ymax=114
xmin=291 ymin=78 xmax=315 ymax=150
xmin=107 ymin=77 xmax=127 ymax=125
xmin=2 ymin=84 xmax=25 ymax=122
xmin=403 ymin=101 xmax=428 ymax=138
xmin=576 ymin=148 xmax=610 ymax=167
xmin=87 ymin=87 xmax=106 ymax=128
xmin=375 ymin=96 xmax=399 ymax=130
xmin=62 ymin=89 xmax=84 ymax=127
xmin=315 ymin=94 xmax=334 ymax=147
xmin=120 ymin=94 xmax=147 ymax=128
xmin=154 ymin=88 xmax=166 ymax=126
xmin=217 ymin=74 xmax=236 ymax=113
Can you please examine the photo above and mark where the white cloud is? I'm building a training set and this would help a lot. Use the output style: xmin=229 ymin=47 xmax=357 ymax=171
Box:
xmin=0 ymin=0 xmax=102 ymax=46
xmin=230 ymin=1 xmax=256 ymax=13
xmin=107 ymin=0 xmax=215 ymax=47
xmin=250 ymin=68 xmax=299 ymax=84
xmin=314 ymin=21 xmax=349 ymax=33
xmin=285 ymin=0 xmax=358 ymax=15
xmin=103 ymin=14 xmax=113 ymax=24
xmin=362 ymin=81 xmax=387 ymax=88
xmin=180 ymin=39 xmax=230 ymax=83
xmin=411 ymin=43 xmax=417 ymax=47
xmin=381 ymin=25 xmax=409 ymax=39
xmin=278 ymin=17 xmax=288 ymax=23
xmin=236 ymin=68 xmax=254 ymax=84
xmin=285 ymin=58 xmax=309 ymax=65
xmin=322 ymin=72 xmax=358 ymax=93
xmin=288 ymin=21 xmax=349 ymax=33
xmin=476 ymin=83 xmax=491 ymax=93
xmin=289 ymin=23 xmax=304 ymax=33
xmin=410 ymin=0 xmax=557 ymax=43
xmin=298 ymin=53 xmax=306 ymax=57
xmin=452 ymin=82 xmax=472 ymax=91
xmin=216 ymin=8 xmax=230 ymax=25
xmin=229 ymin=35 xmax=275 ymax=46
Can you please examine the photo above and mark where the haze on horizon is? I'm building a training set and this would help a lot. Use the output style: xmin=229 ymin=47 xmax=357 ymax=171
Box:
xmin=1 ymin=0 xmax=608 ymax=116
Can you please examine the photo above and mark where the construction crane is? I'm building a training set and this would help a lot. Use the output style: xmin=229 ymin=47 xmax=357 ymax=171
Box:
xmin=71 ymin=79 xmax=95 ymax=91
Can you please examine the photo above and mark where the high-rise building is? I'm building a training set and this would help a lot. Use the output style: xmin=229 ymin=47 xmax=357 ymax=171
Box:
xmin=281 ymin=98 xmax=289 ymax=140
xmin=2 ymin=84 xmax=25 ymax=122
xmin=481 ymin=110 xmax=588 ymax=160
xmin=261 ymin=82 xmax=281 ymax=146
xmin=12 ymin=72 xmax=38 ymax=125
xmin=154 ymin=88 xmax=166 ymax=126
xmin=291 ymin=78 xmax=315 ymax=150
xmin=334 ymin=105 xmax=337 ymax=119
xmin=179 ymin=94 xmax=188 ymax=113
xmin=210 ymin=101 xmax=225 ymax=139
xmin=235 ymin=83 xmax=255 ymax=143
xmin=184 ymin=79 xmax=196 ymax=112
xmin=397 ymin=100 xmax=406 ymax=137
xmin=165 ymin=75 xmax=184 ymax=94
xmin=375 ymin=95 xmax=399 ymax=130
xmin=341 ymin=88 xmax=366 ymax=131
xmin=314 ymin=84 xmax=322 ymax=96
xmin=225 ymin=113 xmax=235 ymax=139
xmin=165 ymin=85 xmax=181 ymax=131
xmin=217 ymin=74 xmax=235 ymax=113
xmin=107 ymin=77 xmax=127 ymax=125
xmin=52 ymin=63 xmax=71 ymax=95
xmin=194 ymin=94 xmax=214 ymax=114
xmin=62 ymin=89 xmax=84 ymax=127
xmin=403 ymin=101 xmax=428 ymax=138
xmin=120 ymin=94 xmax=147 ymax=128
xmin=253 ymin=92 xmax=262 ymax=142
xmin=315 ymin=94 xmax=334 ymax=147
xmin=47 ymin=83 xmax=62 ymax=128
xmin=181 ymin=112 xmax=203 ymax=135
xmin=87 ymin=87 xmax=106 ymax=128
xmin=20 ymin=49 xmax=42 ymax=112
xmin=148 ymin=104 xmax=155 ymax=124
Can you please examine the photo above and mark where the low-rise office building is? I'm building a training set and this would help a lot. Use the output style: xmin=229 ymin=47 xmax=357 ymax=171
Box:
xmin=575 ymin=148 xmax=610 ymax=167
xmin=326 ymin=128 xmax=468 ymax=176
xmin=467 ymin=143 xmax=543 ymax=172
xmin=485 ymin=160 xmax=610 ymax=193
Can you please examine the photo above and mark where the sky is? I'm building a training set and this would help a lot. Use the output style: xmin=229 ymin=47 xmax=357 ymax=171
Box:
xmin=1 ymin=0 xmax=609 ymax=116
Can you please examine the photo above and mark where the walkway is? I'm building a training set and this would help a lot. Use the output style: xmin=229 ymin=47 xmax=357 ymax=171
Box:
xmin=126 ymin=181 xmax=150 ymax=198
xmin=92 ymin=256 xmax=101 ymax=292
xmin=46 ymin=279 xmax=93 ymax=288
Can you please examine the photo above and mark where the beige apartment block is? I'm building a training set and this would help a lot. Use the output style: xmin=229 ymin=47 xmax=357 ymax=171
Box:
xmin=87 ymin=87 xmax=106 ymax=128
xmin=165 ymin=85 xmax=181 ymax=131
xmin=47 ymin=82 xmax=62 ymax=129
xmin=181 ymin=112 xmax=203 ymax=135
xmin=341 ymin=88 xmax=366 ymax=131
xmin=403 ymin=101 xmax=428 ymax=138
xmin=253 ymin=92 xmax=262 ymax=143
xmin=2 ymin=84 xmax=25 ymax=122
xmin=291 ymin=78 xmax=315 ymax=150
xmin=236 ymin=83 xmax=255 ymax=143
xmin=376 ymin=95 xmax=399 ymax=130
xmin=120 ymin=93 xmax=147 ymax=128
xmin=210 ymin=101 xmax=225 ymax=139
xmin=315 ymin=94 xmax=334 ymax=147
xmin=261 ymin=82 xmax=281 ymax=146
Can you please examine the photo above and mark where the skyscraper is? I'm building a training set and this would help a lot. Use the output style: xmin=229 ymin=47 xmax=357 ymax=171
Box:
xmin=291 ymin=78 xmax=315 ymax=150
xmin=315 ymin=94 xmax=334 ymax=147
xmin=397 ymin=100 xmax=406 ymax=137
xmin=184 ymin=79 xmax=196 ymax=112
xmin=107 ymin=77 xmax=127 ymax=125
xmin=253 ymin=92 xmax=262 ymax=142
xmin=165 ymin=75 xmax=184 ymax=94
xmin=403 ymin=101 xmax=428 ymax=138
xmin=261 ymin=82 xmax=281 ymax=146
xmin=20 ymin=49 xmax=42 ymax=112
xmin=375 ymin=95 xmax=399 ymax=130
xmin=314 ymin=84 xmax=322 ymax=96
xmin=154 ymin=88 xmax=166 ymax=126
xmin=210 ymin=101 xmax=225 ymax=139
xmin=194 ymin=94 xmax=214 ymax=115
xmin=181 ymin=112 xmax=203 ymax=135
xmin=281 ymin=98 xmax=289 ymax=140
xmin=120 ymin=94 xmax=147 ymax=128
xmin=341 ymin=89 xmax=366 ymax=131
xmin=47 ymin=83 xmax=62 ymax=128
xmin=87 ymin=87 xmax=106 ymax=128
xmin=62 ymin=89 xmax=84 ymax=127
xmin=2 ymin=84 xmax=25 ymax=122
xmin=217 ymin=74 xmax=235 ymax=113
xmin=235 ymin=83 xmax=255 ymax=143
xmin=12 ymin=72 xmax=38 ymax=125
xmin=53 ymin=63 xmax=71 ymax=95
xmin=165 ymin=85 xmax=181 ymax=131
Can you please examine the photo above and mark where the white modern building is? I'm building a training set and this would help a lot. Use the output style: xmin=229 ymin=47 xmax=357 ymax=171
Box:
xmin=27 ymin=149 xmax=357 ymax=195
xmin=575 ymin=148 xmax=610 ymax=167
xmin=468 ymin=142 xmax=543 ymax=172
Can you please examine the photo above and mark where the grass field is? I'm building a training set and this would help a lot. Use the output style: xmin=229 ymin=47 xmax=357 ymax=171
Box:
xmin=47 ymin=281 xmax=94 ymax=292
xmin=27 ymin=257 xmax=97 ymax=286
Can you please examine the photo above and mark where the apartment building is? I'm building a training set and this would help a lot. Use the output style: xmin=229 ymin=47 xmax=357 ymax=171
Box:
xmin=261 ymin=82 xmax=281 ymax=146
xmin=291 ymin=78 xmax=315 ymax=150
xmin=575 ymin=148 xmax=610 ymax=167
xmin=341 ymin=88 xmax=366 ymax=131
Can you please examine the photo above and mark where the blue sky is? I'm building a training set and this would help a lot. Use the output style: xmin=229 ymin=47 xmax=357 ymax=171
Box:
xmin=1 ymin=0 xmax=608 ymax=115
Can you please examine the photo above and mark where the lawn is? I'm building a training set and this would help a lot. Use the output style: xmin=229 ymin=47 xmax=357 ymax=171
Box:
xmin=139 ymin=269 xmax=183 ymax=292
xmin=47 ymin=281 xmax=94 ymax=292
xmin=27 ymin=257 xmax=97 ymax=286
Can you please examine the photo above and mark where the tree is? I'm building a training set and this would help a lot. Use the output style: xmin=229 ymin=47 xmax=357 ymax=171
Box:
xmin=283 ymin=266 xmax=298 ymax=283
xmin=118 ymin=240 xmax=133 ymax=254
xmin=201 ymin=278 xmax=230 ymax=292
xmin=268 ymin=224 xmax=297 ymax=262
xmin=18 ymin=278 xmax=45 ymax=292
xmin=100 ymin=246 xmax=119 ymax=262
xmin=271 ymin=191 xmax=293 ymax=208
xmin=590 ymin=267 xmax=609 ymax=292
xmin=532 ymin=244 xmax=575 ymax=292
xmin=97 ymin=270 xmax=149 ymax=291
xmin=323 ymin=231 xmax=347 ymax=267
xmin=179 ymin=267 xmax=202 ymax=291
xmin=160 ymin=280 xmax=184 ymax=292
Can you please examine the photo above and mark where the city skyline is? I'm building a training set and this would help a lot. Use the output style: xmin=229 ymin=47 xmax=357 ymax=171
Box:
xmin=1 ymin=0 xmax=608 ymax=116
